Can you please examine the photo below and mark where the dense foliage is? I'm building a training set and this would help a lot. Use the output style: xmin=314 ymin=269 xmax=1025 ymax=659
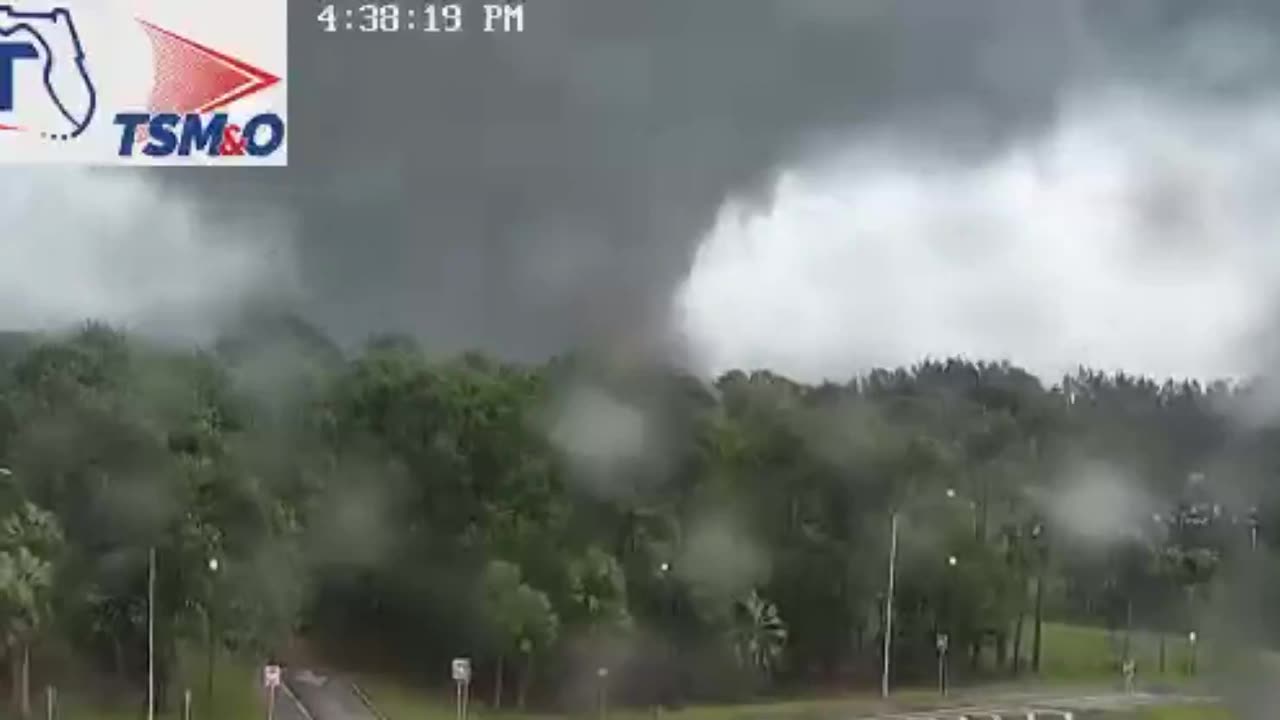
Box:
xmin=0 ymin=321 xmax=1274 ymax=713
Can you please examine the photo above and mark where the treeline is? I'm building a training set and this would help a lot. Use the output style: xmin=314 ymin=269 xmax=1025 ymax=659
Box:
xmin=0 ymin=319 xmax=1274 ymax=715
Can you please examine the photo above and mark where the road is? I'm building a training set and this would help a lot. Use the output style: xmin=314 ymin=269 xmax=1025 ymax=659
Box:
xmin=280 ymin=667 xmax=379 ymax=720
xmin=852 ymin=690 xmax=1218 ymax=719
xmin=272 ymin=686 xmax=313 ymax=720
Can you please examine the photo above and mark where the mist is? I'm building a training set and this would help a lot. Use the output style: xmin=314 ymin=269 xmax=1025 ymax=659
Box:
xmin=548 ymin=385 xmax=652 ymax=499
xmin=1050 ymin=460 xmax=1154 ymax=544
xmin=677 ymin=513 xmax=769 ymax=602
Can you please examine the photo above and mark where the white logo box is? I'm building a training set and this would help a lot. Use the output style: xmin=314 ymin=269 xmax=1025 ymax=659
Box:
xmin=0 ymin=0 xmax=286 ymax=165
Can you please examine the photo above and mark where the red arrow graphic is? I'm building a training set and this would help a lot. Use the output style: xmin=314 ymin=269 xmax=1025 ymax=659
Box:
xmin=137 ymin=19 xmax=280 ymax=115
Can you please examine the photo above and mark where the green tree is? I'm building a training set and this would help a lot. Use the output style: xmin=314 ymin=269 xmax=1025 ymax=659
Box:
xmin=0 ymin=502 xmax=62 ymax=717
xmin=479 ymin=560 xmax=559 ymax=709
xmin=728 ymin=590 xmax=787 ymax=682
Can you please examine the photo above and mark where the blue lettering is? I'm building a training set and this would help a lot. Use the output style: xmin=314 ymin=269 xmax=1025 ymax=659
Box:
xmin=113 ymin=113 xmax=148 ymax=156
xmin=178 ymin=113 xmax=227 ymax=156
xmin=142 ymin=113 xmax=180 ymax=157
xmin=243 ymin=113 xmax=284 ymax=157
xmin=115 ymin=112 xmax=285 ymax=158
xmin=0 ymin=42 xmax=38 ymax=111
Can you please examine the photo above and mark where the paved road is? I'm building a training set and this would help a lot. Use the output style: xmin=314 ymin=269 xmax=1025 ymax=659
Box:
xmin=273 ymin=684 xmax=314 ymax=720
xmin=282 ymin=667 xmax=379 ymax=720
xmin=852 ymin=691 xmax=1218 ymax=719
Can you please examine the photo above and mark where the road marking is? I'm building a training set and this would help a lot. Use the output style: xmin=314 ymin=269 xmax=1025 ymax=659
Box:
xmin=352 ymin=680 xmax=390 ymax=720
xmin=281 ymin=681 xmax=316 ymax=720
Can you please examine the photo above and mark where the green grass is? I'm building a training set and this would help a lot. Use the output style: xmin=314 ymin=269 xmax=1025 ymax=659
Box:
xmin=351 ymin=677 xmax=462 ymax=720
xmin=1105 ymin=705 xmax=1236 ymax=719
xmin=50 ymin=645 xmax=266 ymax=720
xmin=352 ymin=674 xmax=947 ymax=720
xmin=353 ymin=623 xmax=1212 ymax=720
xmin=1021 ymin=622 xmax=1206 ymax=682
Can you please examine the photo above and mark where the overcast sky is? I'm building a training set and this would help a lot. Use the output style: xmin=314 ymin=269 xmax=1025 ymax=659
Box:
xmin=6 ymin=0 xmax=1280 ymax=382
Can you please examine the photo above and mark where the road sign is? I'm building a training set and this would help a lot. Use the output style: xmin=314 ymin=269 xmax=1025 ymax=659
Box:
xmin=453 ymin=658 xmax=472 ymax=720
xmin=452 ymin=658 xmax=471 ymax=683
xmin=263 ymin=665 xmax=281 ymax=688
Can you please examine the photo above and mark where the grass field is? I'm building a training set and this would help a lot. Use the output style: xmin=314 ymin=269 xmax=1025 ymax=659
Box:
xmin=1017 ymin=622 xmax=1205 ymax=682
xmin=352 ymin=678 xmax=947 ymax=720
xmin=353 ymin=623 xmax=1212 ymax=720
xmin=1105 ymin=706 xmax=1236 ymax=719
xmin=48 ymin=645 xmax=266 ymax=720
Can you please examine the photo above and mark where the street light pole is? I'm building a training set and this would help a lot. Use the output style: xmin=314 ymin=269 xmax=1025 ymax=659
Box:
xmin=207 ymin=556 xmax=219 ymax=720
xmin=596 ymin=667 xmax=609 ymax=720
xmin=939 ymin=556 xmax=957 ymax=696
xmin=936 ymin=633 xmax=948 ymax=696
xmin=881 ymin=511 xmax=898 ymax=699
xmin=658 ymin=561 xmax=677 ymax=708
xmin=148 ymin=546 xmax=156 ymax=720
xmin=882 ymin=490 xmax=966 ymax=698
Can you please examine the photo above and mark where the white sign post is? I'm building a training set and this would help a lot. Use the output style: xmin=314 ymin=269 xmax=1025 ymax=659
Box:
xmin=263 ymin=665 xmax=281 ymax=720
xmin=935 ymin=634 xmax=949 ymax=696
xmin=596 ymin=667 xmax=609 ymax=720
xmin=452 ymin=658 xmax=471 ymax=720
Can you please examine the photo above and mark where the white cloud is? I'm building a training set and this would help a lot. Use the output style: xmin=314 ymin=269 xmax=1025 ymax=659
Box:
xmin=674 ymin=85 xmax=1280 ymax=383
xmin=0 ymin=170 xmax=296 ymax=340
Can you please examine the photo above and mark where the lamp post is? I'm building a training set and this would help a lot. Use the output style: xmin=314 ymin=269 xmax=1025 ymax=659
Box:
xmin=880 ymin=511 xmax=898 ymax=699
xmin=206 ymin=556 xmax=220 ymax=719
xmin=1030 ymin=520 xmax=1047 ymax=674
xmin=596 ymin=667 xmax=609 ymax=720
xmin=148 ymin=546 xmax=156 ymax=720
xmin=658 ymin=561 xmax=677 ymax=708
xmin=882 ymin=490 xmax=967 ymax=698
xmin=939 ymin=555 xmax=958 ymax=696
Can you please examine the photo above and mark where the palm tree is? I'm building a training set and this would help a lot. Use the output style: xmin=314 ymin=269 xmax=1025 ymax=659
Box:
xmin=728 ymin=590 xmax=787 ymax=680
xmin=0 ymin=503 xmax=61 ymax=718
xmin=0 ymin=548 xmax=52 ymax=718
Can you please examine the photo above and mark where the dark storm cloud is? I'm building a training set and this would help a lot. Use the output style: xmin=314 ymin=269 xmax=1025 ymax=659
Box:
xmin=169 ymin=0 xmax=1280 ymax=357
